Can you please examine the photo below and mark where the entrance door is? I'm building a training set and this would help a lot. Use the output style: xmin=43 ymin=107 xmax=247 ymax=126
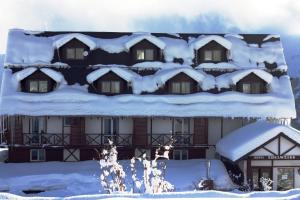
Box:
xmin=103 ymin=118 xmax=119 ymax=144
xmin=252 ymin=167 xmax=272 ymax=191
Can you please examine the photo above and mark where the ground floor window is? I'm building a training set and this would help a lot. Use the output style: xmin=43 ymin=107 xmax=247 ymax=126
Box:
xmin=251 ymin=167 xmax=272 ymax=191
xmin=173 ymin=149 xmax=188 ymax=160
xmin=30 ymin=149 xmax=45 ymax=161
xmin=277 ymin=168 xmax=294 ymax=191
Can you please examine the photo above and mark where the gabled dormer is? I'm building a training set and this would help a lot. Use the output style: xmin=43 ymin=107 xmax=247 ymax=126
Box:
xmin=166 ymin=72 xmax=199 ymax=94
xmin=58 ymin=38 xmax=89 ymax=65
xmin=130 ymin=39 xmax=162 ymax=63
xmin=236 ymin=72 xmax=268 ymax=94
xmin=20 ymin=70 xmax=56 ymax=93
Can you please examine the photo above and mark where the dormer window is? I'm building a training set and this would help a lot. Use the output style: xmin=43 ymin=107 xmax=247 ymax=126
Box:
xmin=66 ymin=47 xmax=85 ymax=60
xmin=136 ymin=49 xmax=154 ymax=61
xmin=241 ymin=83 xmax=262 ymax=94
xmin=171 ymin=82 xmax=191 ymax=94
xmin=204 ymin=50 xmax=221 ymax=62
xmin=29 ymin=80 xmax=48 ymax=93
xmin=100 ymin=81 xmax=121 ymax=94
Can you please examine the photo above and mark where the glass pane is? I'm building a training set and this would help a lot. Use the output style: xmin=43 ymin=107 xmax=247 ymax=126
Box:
xmin=31 ymin=149 xmax=38 ymax=161
xmin=181 ymin=82 xmax=191 ymax=94
xmin=111 ymin=81 xmax=120 ymax=93
xmin=277 ymin=168 xmax=294 ymax=191
xmin=213 ymin=50 xmax=222 ymax=61
xmin=242 ymin=83 xmax=251 ymax=94
xmin=252 ymin=168 xmax=260 ymax=190
xmin=174 ymin=119 xmax=182 ymax=135
xmin=104 ymin=119 xmax=112 ymax=134
xmin=182 ymin=150 xmax=188 ymax=160
xmin=29 ymin=81 xmax=38 ymax=92
xmin=173 ymin=150 xmax=181 ymax=160
xmin=251 ymin=83 xmax=261 ymax=94
xmin=183 ymin=118 xmax=189 ymax=133
xmin=171 ymin=82 xmax=181 ymax=93
xmin=66 ymin=48 xmax=75 ymax=59
xmin=32 ymin=118 xmax=39 ymax=133
xmin=136 ymin=50 xmax=145 ymax=60
xmin=145 ymin=49 xmax=154 ymax=60
xmin=39 ymin=81 xmax=48 ymax=92
xmin=112 ymin=118 xmax=119 ymax=135
xmin=75 ymin=48 xmax=84 ymax=60
xmin=64 ymin=117 xmax=72 ymax=126
xmin=38 ymin=149 xmax=45 ymax=161
xmin=204 ymin=50 xmax=213 ymax=61
xmin=101 ymin=81 xmax=111 ymax=93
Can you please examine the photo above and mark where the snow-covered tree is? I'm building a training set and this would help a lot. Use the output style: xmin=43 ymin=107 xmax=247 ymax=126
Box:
xmin=260 ymin=177 xmax=273 ymax=191
xmin=98 ymin=140 xmax=126 ymax=193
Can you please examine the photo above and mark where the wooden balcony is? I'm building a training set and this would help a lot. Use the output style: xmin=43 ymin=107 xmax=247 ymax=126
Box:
xmin=20 ymin=133 xmax=202 ymax=147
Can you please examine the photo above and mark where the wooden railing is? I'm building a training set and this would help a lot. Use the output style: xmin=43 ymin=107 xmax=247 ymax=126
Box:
xmin=21 ymin=133 xmax=196 ymax=147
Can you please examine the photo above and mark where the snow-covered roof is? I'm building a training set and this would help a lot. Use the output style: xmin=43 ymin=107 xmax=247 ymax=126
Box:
xmin=216 ymin=120 xmax=300 ymax=161
xmin=4 ymin=29 xmax=287 ymax=71
xmin=87 ymin=67 xmax=139 ymax=83
xmin=0 ymin=68 xmax=295 ymax=118
xmin=52 ymin=33 xmax=97 ymax=50
xmin=216 ymin=69 xmax=273 ymax=90
xmin=125 ymin=33 xmax=166 ymax=50
xmin=191 ymin=35 xmax=232 ymax=50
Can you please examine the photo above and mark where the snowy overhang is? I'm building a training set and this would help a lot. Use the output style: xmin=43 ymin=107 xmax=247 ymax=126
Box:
xmin=52 ymin=33 xmax=97 ymax=50
xmin=125 ymin=33 xmax=166 ymax=50
xmin=216 ymin=120 xmax=300 ymax=161
xmin=191 ymin=35 xmax=232 ymax=50
xmin=86 ymin=67 xmax=139 ymax=83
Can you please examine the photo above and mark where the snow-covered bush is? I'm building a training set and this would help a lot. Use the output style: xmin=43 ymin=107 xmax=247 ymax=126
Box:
xmin=260 ymin=177 xmax=273 ymax=191
xmin=238 ymin=179 xmax=252 ymax=192
xmin=130 ymin=144 xmax=174 ymax=193
xmin=98 ymin=140 xmax=126 ymax=193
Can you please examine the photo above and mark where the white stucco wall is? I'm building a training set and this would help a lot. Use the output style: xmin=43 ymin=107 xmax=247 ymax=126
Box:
xmin=47 ymin=117 xmax=63 ymax=134
xmin=119 ymin=117 xmax=132 ymax=134
xmin=85 ymin=117 xmax=101 ymax=134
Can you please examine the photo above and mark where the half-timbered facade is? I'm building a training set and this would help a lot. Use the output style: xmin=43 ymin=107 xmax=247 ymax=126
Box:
xmin=0 ymin=30 xmax=299 ymax=190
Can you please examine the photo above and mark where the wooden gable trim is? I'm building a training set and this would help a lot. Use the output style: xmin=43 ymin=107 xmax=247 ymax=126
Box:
xmin=20 ymin=70 xmax=56 ymax=93
xmin=237 ymin=132 xmax=300 ymax=162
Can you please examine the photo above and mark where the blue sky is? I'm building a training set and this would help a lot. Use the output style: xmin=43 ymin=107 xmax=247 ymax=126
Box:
xmin=1 ymin=0 xmax=300 ymax=74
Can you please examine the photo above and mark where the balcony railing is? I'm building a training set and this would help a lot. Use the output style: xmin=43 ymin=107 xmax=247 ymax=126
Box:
xmin=21 ymin=133 xmax=196 ymax=147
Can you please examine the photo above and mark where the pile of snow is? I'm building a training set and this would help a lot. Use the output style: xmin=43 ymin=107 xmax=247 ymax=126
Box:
xmin=216 ymin=69 xmax=273 ymax=90
xmin=0 ymin=148 xmax=8 ymax=162
xmin=0 ymin=159 xmax=234 ymax=197
xmin=4 ymin=29 xmax=287 ymax=71
xmin=216 ymin=120 xmax=300 ymax=161
xmin=196 ymin=62 xmax=238 ymax=70
xmin=131 ymin=62 xmax=191 ymax=70
xmin=263 ymin=34 xmax=280 ymax=41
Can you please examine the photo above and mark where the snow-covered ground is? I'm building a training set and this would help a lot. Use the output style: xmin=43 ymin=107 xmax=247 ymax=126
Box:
xmin=0 ymin=159 xmax=300 ymax=199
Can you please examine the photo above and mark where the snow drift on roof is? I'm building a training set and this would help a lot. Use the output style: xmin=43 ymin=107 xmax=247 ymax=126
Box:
xmin=196 ymin=62 xmax=238 ymax=70
xmin=86 ymin=67 xmax=139 ymax=83
xmin=263 ymin=34 xmax=280 ymax=41
xmin=125 ymin=33 xmax=166 ymax=50
xmin=52 ymin=33 xmax=97 ymax=50
xmin=13 ymin=67 xmax=37 ymax=81
xmin=191 ymin=35 xmax=232 ymax=50
xmin=216 ymin=120 xmax=300 ymax=161
xmin=216 ymin=69 xmax=273 ymax=90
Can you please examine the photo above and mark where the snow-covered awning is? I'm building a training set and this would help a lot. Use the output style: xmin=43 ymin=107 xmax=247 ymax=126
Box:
xmin=191 ymin=35 xmax=232 ymax=50
xmin=86 ymin=67 xmax=139 ymax=83
xmin=125 ymin=33 xmax=166 ymax=50
xmin=216 ymin=120 xmax=300 ymax=161
xmin=52 ymin=33 xmax=97 ymax=50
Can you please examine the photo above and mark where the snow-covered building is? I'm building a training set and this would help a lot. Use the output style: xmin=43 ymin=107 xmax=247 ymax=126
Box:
xmin=1 ymin=29 xmax=299 ymax=190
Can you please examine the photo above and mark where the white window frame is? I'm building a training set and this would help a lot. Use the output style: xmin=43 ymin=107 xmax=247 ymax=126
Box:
xmin=203 ymin=49 xmax=222 ymax=62
xmin=136 ymin=49 xmax=154 ymax=61
xmin=103 ymin=118 xmax=119 ymax=144
xmin=171 ymin=82 xmax=191 ymax=94
xmin=30 ymin=149 xmax=45 ymax=162
xmin=29 ymin=80 xmax=48 ymax=93
xmin=101 ymin=81 xmax=121 ymax=94
xmin=173 ymin=149 xmax=188 ymax=160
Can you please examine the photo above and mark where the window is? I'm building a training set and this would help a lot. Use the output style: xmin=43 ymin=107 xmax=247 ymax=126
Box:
xmin=171 ymin=82 xmax=191 ymax=94
xmin=277 ymin=168 xmax=294 ymax=191
xmin=136 ymin=49 xmax=154 ymax=60
xmin=103 ymin=118 xmax=119 ymax=144
xmin=30 ymin=149 xmax=45 ymax=161
xmin=173 ymin=118 xmax=190 ymax=145
xmin=29 ymin=80 xmax=48 ymax=93
xmin=66 ymin=47 xmax=84 ymax=60
xmin=204 ymin=50 xmax=222 ymax=61
xmin=64 ymin=117 xmax=73 ymax=126
xmin=101 ymin=81 xmax=120 ymax=94
xmin=241 ymin=83 xmax=262 ymax=94
xmin=173 ymin=150 xmax=188 ymax=160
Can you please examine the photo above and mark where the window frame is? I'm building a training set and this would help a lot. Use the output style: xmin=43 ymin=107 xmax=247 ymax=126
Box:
xmin=171 ymin=81 xmax=191 ymax=94
xmin=135 ymin=49 xmax=155 ymax=61
xmin=203 ymin=49 xmax=222 ymax=62
xmin=30 ymin=149 xmax=46 ymax=162
xmin=28 ymin=80 xmax=49 ymax=93
xmin=173 ymin=149 xmax=188 ymax=160
xmin=65 ymin=47 xmax=85 ymax=60
xmin=100 ymin=80 xmax=121 ymax=94
xmin=241 ymin=82 xmax=263 ymax=94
